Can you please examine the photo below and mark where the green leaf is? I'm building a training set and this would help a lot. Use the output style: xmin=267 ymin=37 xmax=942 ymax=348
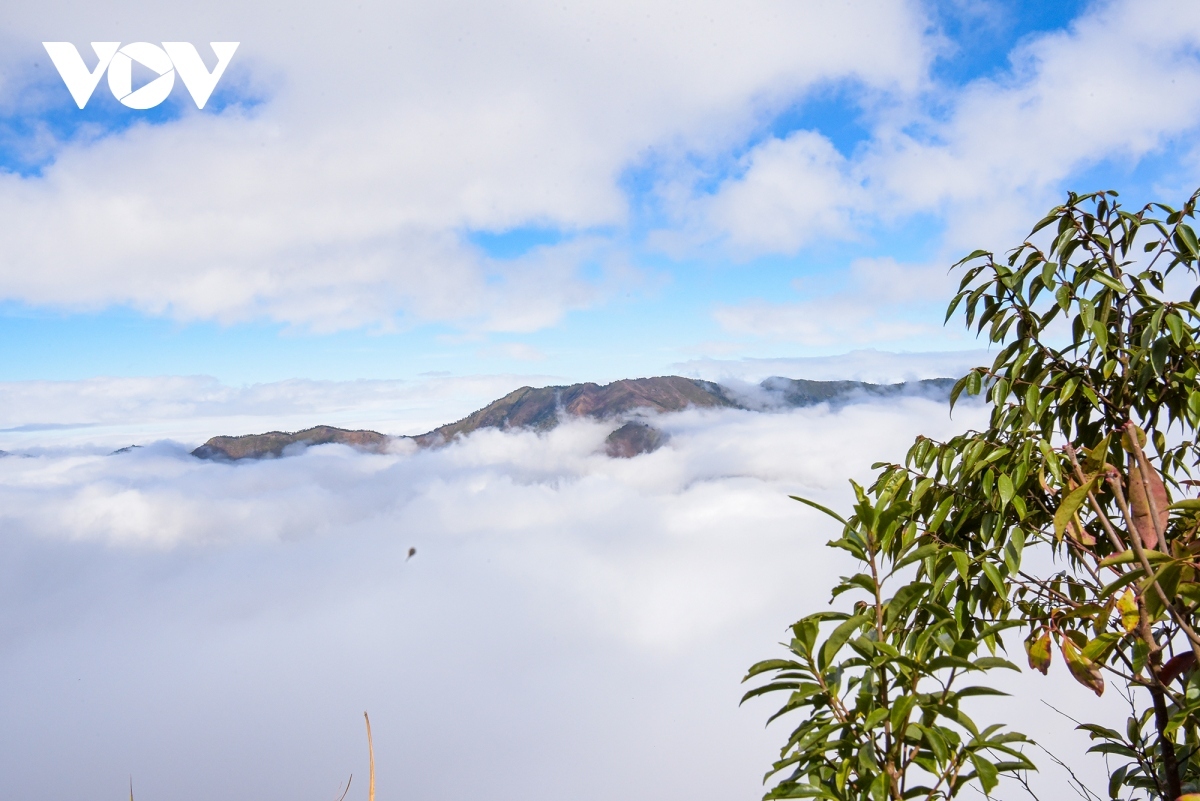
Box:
xmin=992 ymin=377 xmax=1009 ymax=405
xmin=1107 ymin=766 xmax=1128 ymax=800
xmin=743 ymin=659 xmax=804 ymax=681
xmin=1055 ymin=284 xmax=1071 ymax=311
xmin=1133 ymin=638 xmax=1149 ymax=674
xmin=951 ymin=550 xmax=970 ymax=582
xmin=969 ymin=755 xmax=999 ymax=794
xmin=928 ymin=496 xmax=954 ymax=533
xmin=945 ymin=292 xmax=966 ymax=323
xmin=1079 ymin=299 xmax=1094 ymax=330
xmin=1091 ymin=271 xmax=1126 ymax=293
xmin=1083 ymin=433 xmax=1112 ymax=473
xmin=1024 ymin=382 xmax=1040 ymax=416
xmin=1177 ymin=222 xmax=1199 ymax=257
xmin=1082 ymin=631 xmax=1122 ymax=663
xmin=972 ymin=656 xmax=1020 ymax=671
xmin=949 ymin=375 xmax=969 ymax=408
xmin=1076 ymin=722 xmax=1121 ymax=739
xmin=941 ymin=704 xmax=980 ymax=736
xmin=888 ymin=695 xmax=915 ymax=735
xmin=980 ymin=561 xmax=1006 ymax=596
xmin=1041 ymin=260 xmax=1057 ymax=289
xmin=1054 ymin=477 xmax=1099 ymax=541
xmin=1003 ymin=528 xmax=1024 ymax=574
xmin=789 ymin=495 xmax=849 ymax=526
xmin=1038 ymin=439 xmax=1062 ymax=481
xmin=740 ymin=681 xmax=804 ymax=704
xmin=1143 ymin=563 xmax=1182 ymax=620
xmin=1151 ymin=337 xmax=1170 ymax=375
xmin=818 ymin=615 xmax=868 ymax=671
xmin=955 ymin=686 xmax=1011 ymax=698
xmin=893 ymin=543 xmax=940 ymax=571
xmin=921 ymin=724 xmax=949 ymax=766
xmin=1031 ymin=212 xmax=1061 ymax=236
xmin=1167 ymin=312 xmax=1185 ymax=345
xmin=997 ymin=473 xmax=1015 ymax=507
xmin=1098 ymin=549 xmax=1171 ymax=568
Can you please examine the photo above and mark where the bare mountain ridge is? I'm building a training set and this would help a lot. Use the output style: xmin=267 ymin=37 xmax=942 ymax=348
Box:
xmin=190 ymin=375 xmax=955 ymax=461
xmin=413 ymin=376 xmax=738 ymax=447
xmin=192 ymin=425 xmax=391 ymax=461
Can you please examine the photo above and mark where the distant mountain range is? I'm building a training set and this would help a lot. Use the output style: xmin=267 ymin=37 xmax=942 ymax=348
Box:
xmin=191 ymin=375 xmax=956 ymax=461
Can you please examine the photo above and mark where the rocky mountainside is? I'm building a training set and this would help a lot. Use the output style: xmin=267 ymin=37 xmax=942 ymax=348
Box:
xmin=193 ymin=425 xmax=391 ymax=461
xmin=190 ymin=375 xmax=955 ymax=461
xmin=412 ymin=375 xmax=738 ymax=446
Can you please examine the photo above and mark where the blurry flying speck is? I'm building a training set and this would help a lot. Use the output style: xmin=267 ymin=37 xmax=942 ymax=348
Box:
xmin=407 ymin=547 xmax=416 ymax=561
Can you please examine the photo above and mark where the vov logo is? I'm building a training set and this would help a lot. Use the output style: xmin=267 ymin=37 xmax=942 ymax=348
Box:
xmin=42 ymin=42 xmax=239 ymax=110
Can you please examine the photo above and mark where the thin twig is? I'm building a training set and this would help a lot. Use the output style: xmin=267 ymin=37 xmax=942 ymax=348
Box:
xmin=1011 ymin=769 xmax=1044 ymax=801
xmin=1034 ymin=705 xmax=1104 ymax=801
xmin=333 ymin=775 xmax=353 ymax=801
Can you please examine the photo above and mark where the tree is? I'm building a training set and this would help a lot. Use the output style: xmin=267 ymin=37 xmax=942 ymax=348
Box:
xmin=743 ymin=189 xmax=1200 ymax=801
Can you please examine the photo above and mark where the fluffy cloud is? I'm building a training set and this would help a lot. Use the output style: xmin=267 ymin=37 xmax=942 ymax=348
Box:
xmin=871 ymin=0 xmax=1200 ymax=249
xmin=0 ymin=0 xmax=929 ymax=330
xmin=684 ymin=0 xmax=1200 ymax=256
xmin=693 ymin=131 xmax=865 ymax=253
xmin=0 ymin=396 xmax=1126 ymax=799
xmin=1 ymin=1 xmax=1197 ymax=343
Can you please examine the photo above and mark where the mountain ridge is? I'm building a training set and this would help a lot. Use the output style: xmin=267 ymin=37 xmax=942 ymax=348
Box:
xmin=412 ymin=375 xmax=739 ymax=447
xmin=190 ymin=375 xmax=956 ymax=461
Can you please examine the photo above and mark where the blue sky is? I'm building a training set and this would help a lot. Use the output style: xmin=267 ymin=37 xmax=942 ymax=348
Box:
xmin=0 ymin=0 xmax=1198 ymax=387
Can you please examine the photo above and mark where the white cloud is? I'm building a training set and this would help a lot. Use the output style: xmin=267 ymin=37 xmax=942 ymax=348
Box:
xmin=680 ymin=0 xmax=1200 ymax=257
xmin=870 ymin=0 xmax=1200 ymax=249
xmin=694 ymin=131 xmax=865 ymax=253
xmin=0 ymin=0 xmax=930 ymax=330
xmin=712 ymin=257 xmax=956 ymax=346
xmin=673 ymin=348 xmax=988 ymax=384
xmin=477 ymin=342 xmax=547 ymax=362
xmin=715 ymin=297 xmax=933 ymax=346
xmin=0 ymin=396 xmax=1125 ymax=800
xmin=1 ymin=0 xmax=1197 ymax=344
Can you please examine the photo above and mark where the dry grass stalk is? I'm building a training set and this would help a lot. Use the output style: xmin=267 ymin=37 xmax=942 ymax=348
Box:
xmin=364 ymin=711 xmax=375 ymax=801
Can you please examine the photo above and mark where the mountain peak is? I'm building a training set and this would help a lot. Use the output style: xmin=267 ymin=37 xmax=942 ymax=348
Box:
xmin=413 ymin=375 xmax=736 ymax=446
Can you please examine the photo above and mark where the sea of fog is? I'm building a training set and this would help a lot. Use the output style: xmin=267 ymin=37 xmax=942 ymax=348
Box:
xmin=0 ymin=378 xmax=1127 ymax=800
